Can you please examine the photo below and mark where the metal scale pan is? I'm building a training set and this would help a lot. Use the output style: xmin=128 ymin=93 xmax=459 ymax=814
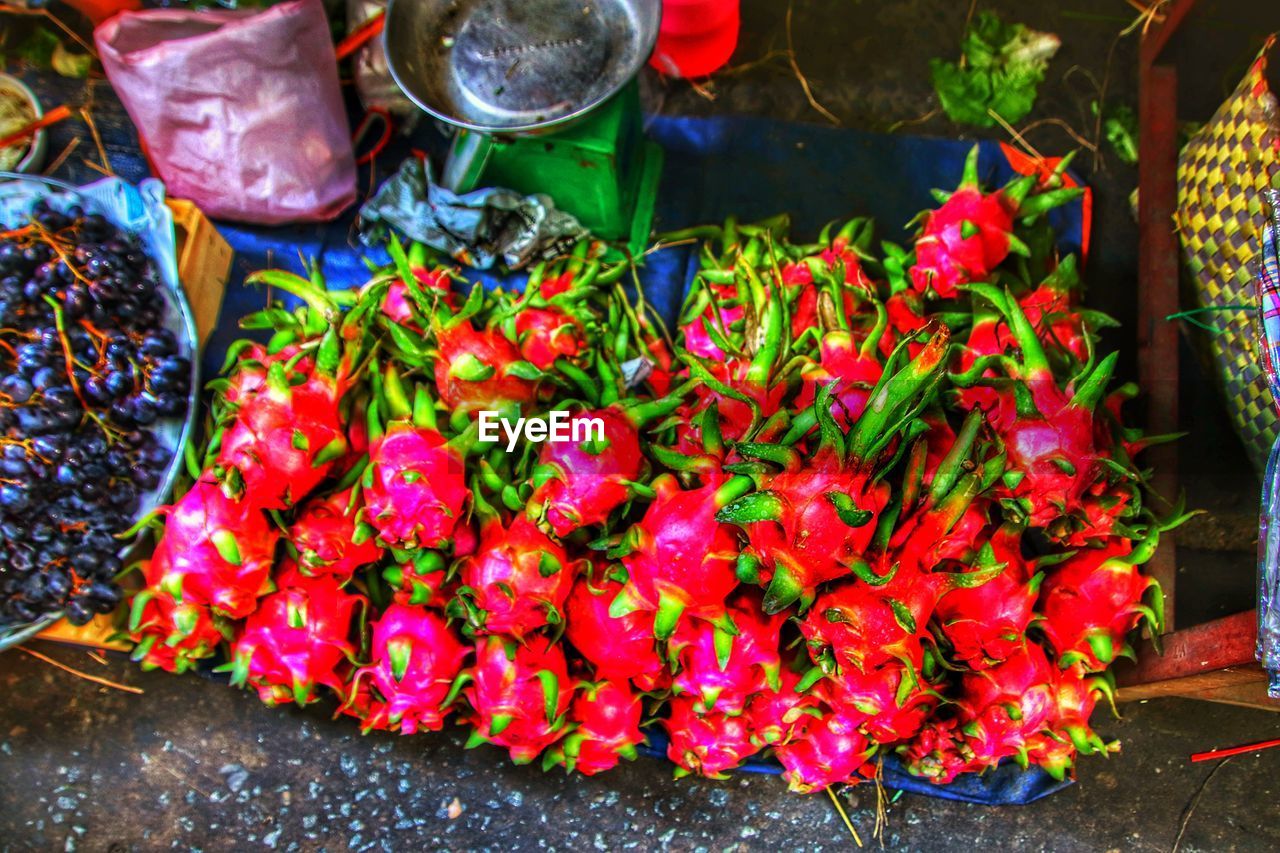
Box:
xmin=384 ymin=0 xmax=660 ymax=135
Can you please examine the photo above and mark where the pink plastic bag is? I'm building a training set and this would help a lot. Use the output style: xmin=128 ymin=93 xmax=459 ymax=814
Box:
xmin=95 ymin=0 xmax=357 ymax=225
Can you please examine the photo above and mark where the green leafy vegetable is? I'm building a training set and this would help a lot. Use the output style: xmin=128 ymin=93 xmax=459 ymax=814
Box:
xmin=1099 ymin=102 xmax=1138 ymax=165
xmin=929 ymin=11 xmax=1061 ymax=128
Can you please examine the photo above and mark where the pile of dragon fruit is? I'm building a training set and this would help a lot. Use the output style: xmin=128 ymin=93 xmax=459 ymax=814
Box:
xmin=123 ymin=148 xmax=1179 ymax=792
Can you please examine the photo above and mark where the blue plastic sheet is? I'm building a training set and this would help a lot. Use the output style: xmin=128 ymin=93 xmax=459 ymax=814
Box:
xmin=55 ymin=95 xmax=1085 ymax=802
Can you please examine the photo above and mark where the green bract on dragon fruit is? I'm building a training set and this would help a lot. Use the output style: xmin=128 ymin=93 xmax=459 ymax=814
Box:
xmin=122 ymin=149 xmax=1185 ymax=793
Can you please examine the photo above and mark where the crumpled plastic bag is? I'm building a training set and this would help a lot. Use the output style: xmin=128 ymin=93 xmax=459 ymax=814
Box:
xmin=1256 ymin=189 xmax=1280 ymax=697
xmin=95 ymin=0 xmax=356 ymax=225
xmin=359 ymin=157 xmax=588 ymax=270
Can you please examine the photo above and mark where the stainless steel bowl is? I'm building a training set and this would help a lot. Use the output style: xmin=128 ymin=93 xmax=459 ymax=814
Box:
xmin=385 ymin=0 xmax=660 ymax=134
xmin=0 ymin=173 xmax=200 ymax=649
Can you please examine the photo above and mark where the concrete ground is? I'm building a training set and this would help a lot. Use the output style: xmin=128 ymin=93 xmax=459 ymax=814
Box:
xmin=3 ymin=0 xmax=1280 ymax=850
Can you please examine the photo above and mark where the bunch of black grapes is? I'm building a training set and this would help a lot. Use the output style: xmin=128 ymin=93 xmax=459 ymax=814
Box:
xmin=0 ymin=201 xmax=191 ymax=626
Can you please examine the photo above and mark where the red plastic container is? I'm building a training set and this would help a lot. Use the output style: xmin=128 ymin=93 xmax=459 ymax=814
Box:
xmin=649 ymin=0 xmax=740 ymax=78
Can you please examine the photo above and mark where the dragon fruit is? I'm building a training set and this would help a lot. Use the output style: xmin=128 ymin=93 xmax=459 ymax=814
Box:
xmin=820 ymin=661 xmax=935 ymax=744
xmin=364 ymin=424 xmax=469 ymax=550
xmin=954 ymin=283 xmax=1127 ymax=542
xmin=225 ymin=567 xmax=363 ymax=706
xmin=346 ymin=604 xmax=467 ymax=734
xmin=746 ymin=666 xmax=820 ymax=747
xmin=664 ymin=695 xmax=760 ymax=779
xmin=909 ymin=146 xmax=1081 ymax=299
xmin=215 ymin=365 xmax=348 ymax=511
xmin=512 ymin=306 xmax=587 ymax=369
xmin=127 ymin=583 xmax=226 ymax=674
xmin=952 ymin=644 xmax=1061 ymax=769
xmin=548 ymin=680 xmax=645 ymax=775
xmin=796 ymin=329 xmax=886 ymax=428
xmin=564 ymin=571 xmax=668 ymax=691
xmin=289 ymin=488 xmax=383 ymax=581
xmin=900 ymin=719 xmax=971 ymax=784
xmin=215 ymin=271 xmax=357 ymax=510
xmin=669 ymin=589 xmax=785 ymax=714
xmin=526 ymin=406 xmax=647 ymax=538
xmin=775 ymin=707 xmax=876 ymax=793
xmin=434 ymin=320 xmax=539 ymax=416
xmin=963 ymin=257 xmax=1095 ymax=367
xmin=609 ymin=473 xmax=752 ymax=640
xmin=802 ymin=550 xmax=999 ymax=676
xmin=383 ymin=550 xmax=452 ymax=607
xmin=381 ymin=262 xmax=456 ymax=330
xmin=456 ymin=514 xmax=577 ymax=638
xmin=935 ymin=526 xmax=1042 ymax=668
xmin=465 ymin=635 xmax=571 ymax=764
xmin=146 ymin=479 xmax=279 ymax=619
xmin=1039 ymin=532 xmax=1163 ymax=671
xmin=718 ymin=328 xmax=952 ymax=613
xmin=1028 ymin=670 xmax=1119 ymax=779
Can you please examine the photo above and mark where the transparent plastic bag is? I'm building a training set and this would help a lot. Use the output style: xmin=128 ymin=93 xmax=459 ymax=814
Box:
xmin=1255 ymin=189 xmax=1280 ymax=696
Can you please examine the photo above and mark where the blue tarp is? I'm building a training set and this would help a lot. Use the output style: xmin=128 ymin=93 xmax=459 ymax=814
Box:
xmin=27 ymin=72 xmax=1085 ymax=804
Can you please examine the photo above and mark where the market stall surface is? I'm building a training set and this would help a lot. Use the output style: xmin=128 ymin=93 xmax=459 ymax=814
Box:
xmin=3 ymin=0 xmax=1280 ymax=849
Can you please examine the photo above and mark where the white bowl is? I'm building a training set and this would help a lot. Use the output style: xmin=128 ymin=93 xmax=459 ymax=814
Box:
xmin=0 ymin=74 xmax=47 ymax=174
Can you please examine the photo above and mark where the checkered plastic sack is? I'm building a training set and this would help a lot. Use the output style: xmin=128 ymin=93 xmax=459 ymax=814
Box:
xmin=1176 ymin=35 xmax=1280 ymax=473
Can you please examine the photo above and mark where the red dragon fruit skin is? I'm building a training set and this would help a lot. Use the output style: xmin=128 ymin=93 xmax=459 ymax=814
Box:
xmin=289 ymin=488 xmax=384 ymax=581
xmin=819 ymin=662 xmax=934 ymax=745
xmin=664 ymin=695 xmax=760 ymax=779
xmin=434 ymin=322 xmax=539 ymax=416
xmin=801 ymin=567 xmax=945 ymax=674
xmin=216 ymin=365 xmax=349 ymax=511
xmin=908 ymin=146 xmax=1017 ymax=299
xmin=364 ymin=424 xmax=469 ymax=550
xmin=956 ymin=283 xmax=1120 ymax=540
xmin=796 ymin=330 xmax=886 ymax=428
xmin=900 ymin=719 xmax=971 ymax=784
xmin=347 ymin=604 xmax=468 ymax=735
xmin=465 ymin=635 xmax=572 ymax=765
xmin=383 ymin=550 xmax=453 ymax=608
xmin=935 ymin=526 xmax=1042 ymax=668
xmin=145 ymin=479 xmax=279 ymax=619
xmin=746 ymin=666 xmax=819 ymax=747
xmin=528 ymin=408 xmax=644 ymax=537
xmin=127 ymin=581 xmax=226 ymax=674
xmin=226 ymin=567 xmax=363 ymax=707
xmin=550 ymin=680 xmax=645 ymax=776
xmin=681 ymin=285 xmax=745 ymax=361
xmin=381 ymin=266 xmax=455 ymax=330
xmin=564 ymin=572 xmax=668 ymax=691
xmin=1038 ymin=535 xmax=1161 ymax=671
xmin=776 ymin=707 xmax=876 ymax=793
xmin=909 ymin=147 xmax=1082 ymax=300
xmin=954 ymin=644 xmax=1060 ymax=768
xmin=910 ymin=191 xmax=1015 ymax=299
xmin=669 ymin=589 xmax=785 ymax=715
xmin=611 ymin=473 xmax=753 ymax=640
xmin=513 ymin=306 xmax=587 ymax=370
xmin=457 ymin=515 xmax=577 ymax=638
xmin=724 ymin=466 xmax=890 ymax=614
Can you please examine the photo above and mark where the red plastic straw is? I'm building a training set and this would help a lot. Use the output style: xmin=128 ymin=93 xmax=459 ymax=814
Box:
xmin=335 ymin=10 xmax=385 ymax=61
xmin=0 ymin=105 xmax=72 ymax=150
xmin=1190 ymin=738 xmax=1280 ymax=763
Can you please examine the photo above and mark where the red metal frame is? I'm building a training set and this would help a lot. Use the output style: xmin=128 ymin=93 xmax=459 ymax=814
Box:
xmin=1118 ymin=0 xmax=1276 ymax=709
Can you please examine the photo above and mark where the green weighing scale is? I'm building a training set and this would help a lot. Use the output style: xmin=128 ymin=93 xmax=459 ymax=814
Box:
xmin=383 ymin=0 xmax=664 ymax=258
